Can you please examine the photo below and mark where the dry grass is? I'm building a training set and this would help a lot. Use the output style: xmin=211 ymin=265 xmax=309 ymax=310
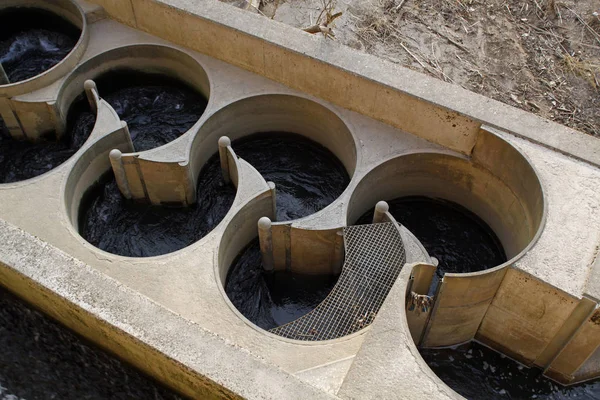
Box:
xmin=563 ymin=54 xmax=600 ymax=88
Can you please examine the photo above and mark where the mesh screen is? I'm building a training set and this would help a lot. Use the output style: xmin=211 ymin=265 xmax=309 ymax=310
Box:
xmin=270 ymin=223 xmax=406 ymax=341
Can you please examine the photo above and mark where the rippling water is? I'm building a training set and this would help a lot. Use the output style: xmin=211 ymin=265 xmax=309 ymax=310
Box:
xmin=95 ymin=71 xmax=207 ymax=152
xmin=0 ymin=286 xmax=183 ymax=400
xmin=80 ymin=152 xmax=235 ymax=257
xmin=233 ymin=132 xmax=350 ymax=221
xmin=0 ymin=98 xmax=95 ymax=184
xmin=357 ymin=196 xmax=507 ymax=291
xmin=421 ymin=342 xmax=600 ymax=399
xmin=225 ymin=239 xmax=338 ymax=330
xmin=0 ymin=8 xmax=79 ymax=83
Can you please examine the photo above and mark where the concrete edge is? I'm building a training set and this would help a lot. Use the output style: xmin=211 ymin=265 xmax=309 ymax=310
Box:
xmin=338 ymin=263 xmax=463 ymax=400
xmin=0 ymin=217 xmax=335 ymax=400
xmin=90 ymin=0 xmax=599 ymax=167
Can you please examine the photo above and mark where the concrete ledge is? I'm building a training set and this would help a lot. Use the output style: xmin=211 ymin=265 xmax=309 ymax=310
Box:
xmin=89 ymin=0 xmax=600 ymax=166
xmin=338 ymin=264 xmax=461 ymax=400
xmin=0 ymin=218 xmax=334 ymax=400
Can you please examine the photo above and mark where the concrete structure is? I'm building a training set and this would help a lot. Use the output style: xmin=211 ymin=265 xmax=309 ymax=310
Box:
xmin=0 ymin=0 xmax=600 ymax=398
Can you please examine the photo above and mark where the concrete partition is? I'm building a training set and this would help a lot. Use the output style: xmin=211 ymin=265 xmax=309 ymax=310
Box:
xmin=64 ymin=120 xmax=134 ymax=228
xmin=422 ymin=267 xmax=507 ymax=347
xmin=269 ymin=224 xmax=344 ymax=275
xmin=545 ymin=301 xmax=600 ymax=384
xmin=477 ymin=268 xmax=579 ymax=365
xmin=217 ymin=193 xmax=274 ymax=285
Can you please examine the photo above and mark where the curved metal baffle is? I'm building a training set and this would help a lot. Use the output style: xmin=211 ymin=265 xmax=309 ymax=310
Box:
xmin=270 ymin=222 xmax=406 ymax=341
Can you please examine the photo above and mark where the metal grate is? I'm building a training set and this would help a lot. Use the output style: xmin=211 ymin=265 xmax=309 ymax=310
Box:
xmin=270 ymin=223 xmax=406 ymax=341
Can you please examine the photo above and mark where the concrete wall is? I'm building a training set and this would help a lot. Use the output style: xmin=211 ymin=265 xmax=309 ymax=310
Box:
xmin=423 ymin=268 xmax=507 ymax=348
xmin=477 ymin=268 xmax=579 ymax=365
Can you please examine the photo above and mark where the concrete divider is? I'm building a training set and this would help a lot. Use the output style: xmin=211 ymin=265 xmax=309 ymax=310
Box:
xmin=544 ymin=300 xmax=600 ymax=384
xmin=269 ymin=223 xmax=344 ymax=275
xmin=422 ymin=267 xmax=507 ymax=347
xmin=476 ymin=268 xmax=579 ymax=366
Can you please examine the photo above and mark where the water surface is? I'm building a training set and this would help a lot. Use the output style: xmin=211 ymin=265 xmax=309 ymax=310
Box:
xmin=421 ymin=342 xmax=600 ymax=399
xmin=80 ymin=153 xmax=235 ymax=257
xmin=233 ymin=133 xmax=350 ymax=221
xmin=0 ymin=285 xmax=183 ymax=400
xmin=225 ymin=239 xmax=338 ymax=330
xmin=0 ymin=8 xmax=80 ymax=83
xmin=95 ymin=71 xmax=207 ymax=151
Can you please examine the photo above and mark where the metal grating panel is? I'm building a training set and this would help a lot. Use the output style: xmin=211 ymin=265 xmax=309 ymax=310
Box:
xmin=270 ymin=223 xmax=406 ymax=341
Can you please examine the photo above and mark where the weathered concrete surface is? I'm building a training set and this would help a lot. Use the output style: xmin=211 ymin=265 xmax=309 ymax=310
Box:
xmin=338 ymin=264 xmax=462 ymax=400
xmin=88 ymin=0 xmax=600 ymax=167
xmin=0 ymin=0 xmax=600 ymax=396
xmin=423 ymin=268 xmax=507 ymax=348
xmin=0 ymin=218 xmax=334 ymax=400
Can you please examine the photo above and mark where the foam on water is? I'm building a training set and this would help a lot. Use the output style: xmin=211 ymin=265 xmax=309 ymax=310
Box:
xmin=421 ymin=342 xmax=600 ymax=399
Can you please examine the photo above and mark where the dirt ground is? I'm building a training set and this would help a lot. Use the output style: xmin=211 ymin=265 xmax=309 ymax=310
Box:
xmin=223 ymin=0 xmax=600 ymax=137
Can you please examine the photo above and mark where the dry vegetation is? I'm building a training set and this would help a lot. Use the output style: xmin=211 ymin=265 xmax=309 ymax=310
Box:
xmin=225 ymin=0 xmax=600 ymax=137
xmin=345 ymin=0 xmax=600 ymax=136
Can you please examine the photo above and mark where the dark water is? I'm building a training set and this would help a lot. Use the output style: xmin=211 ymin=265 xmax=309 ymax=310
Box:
xmin=233 ymin=133 xmax=350 ymax=221
xmin=0 ymin=285 xmax=183 ymax=400
xmin=0 ymin=98 xmax=95 ymax=184
xmin=95 ymin=71 xmax=207 ymax=151
xmin=225 ymin=239 xmax=338 ymax=330
xmin=357 ymin=196 xmax=507 ymax=290
xmin=421 ymin=342 xmax=600 ymax=399
xmin=0 ymin=8 xmax=80 ymax=83
xmin=79 ymin=153 xmax=235 ymax=257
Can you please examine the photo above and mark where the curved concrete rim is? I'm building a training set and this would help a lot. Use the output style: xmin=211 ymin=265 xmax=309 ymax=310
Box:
xmin=213 ymin=202 xmax=373 ymax=347
xmin=0 ymin=0 xmax=89 ymax=97
xmin=56 ymin=43 xmax=211 ymax=156
xmin=188 ymin=92 xmax=358 ymax=224
xmin=60 ymin=140 xmax=247 ymax=262
xmin=0 ymin=100 xmax=104 ymax=189
xmin=436 ymin=140 xmax=548 ymax=280
xmin=347 ymin=144 xmax=547 ymax=279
